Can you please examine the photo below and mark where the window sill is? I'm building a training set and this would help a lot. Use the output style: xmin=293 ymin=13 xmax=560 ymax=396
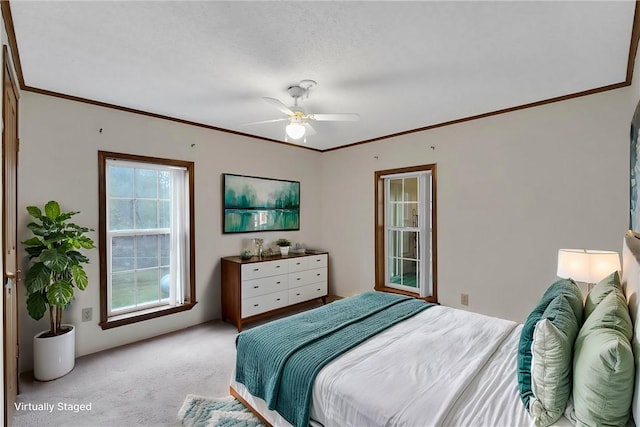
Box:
xmin=375 ymin=286 xmax=438 ymax=304
xmin=99 ymin=301 xmax=197 ymax=330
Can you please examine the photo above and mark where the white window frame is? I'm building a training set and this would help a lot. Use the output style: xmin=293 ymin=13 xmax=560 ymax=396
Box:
xmin=382 ymin=170 xmax=432 ymax=298
xmin=105 ymin=158 xmax=189 ymax=317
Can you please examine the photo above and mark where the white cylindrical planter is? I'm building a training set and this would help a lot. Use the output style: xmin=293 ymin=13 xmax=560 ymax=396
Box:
xmin=33 ymin=324 xmax=75 ymax=381
xmin=280 ymin=246 xmax=290 ymax=256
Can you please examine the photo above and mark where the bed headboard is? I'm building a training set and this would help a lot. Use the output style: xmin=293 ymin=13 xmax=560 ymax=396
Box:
xmin=621 ymin=230 xmax=640 ymax=422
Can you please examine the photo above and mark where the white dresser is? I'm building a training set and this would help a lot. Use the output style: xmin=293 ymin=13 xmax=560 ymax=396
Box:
xmin=221 ymin=252 xmax=329 ymax=331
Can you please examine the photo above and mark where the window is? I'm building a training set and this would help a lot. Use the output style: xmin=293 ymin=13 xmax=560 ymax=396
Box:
xmin=375 ymin=164 xmax=437 ymax=302
xmin=98 ymin=151 xmax=196 ymax=329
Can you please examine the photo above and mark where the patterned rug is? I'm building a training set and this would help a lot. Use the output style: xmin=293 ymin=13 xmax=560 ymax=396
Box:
xmin=178 ymin=395 xmax=264 ymax=427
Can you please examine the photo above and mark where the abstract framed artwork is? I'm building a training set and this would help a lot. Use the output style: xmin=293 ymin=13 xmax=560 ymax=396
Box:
xmin=223 ymin=174 xmax=300 ymax=233
xmin=631 ymin=99 xmax=640 ymax=231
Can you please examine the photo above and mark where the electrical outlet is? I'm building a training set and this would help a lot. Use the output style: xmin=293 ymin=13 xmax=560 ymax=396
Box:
xmin=81 ymin=307 xmax=92 ymax=322
xmin=461 ymin=293 xmax=469 ymax=306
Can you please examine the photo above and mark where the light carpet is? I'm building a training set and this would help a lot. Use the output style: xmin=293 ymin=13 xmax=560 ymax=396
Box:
xmin=178 ymin=395 xmax=264 ymax=427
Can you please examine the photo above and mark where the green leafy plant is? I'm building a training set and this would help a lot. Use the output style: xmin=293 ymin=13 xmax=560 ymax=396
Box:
xmin=275 ymin=238 xmax=291 ymax=247
xmin=23 ymin=201 xmax=95 ymax=337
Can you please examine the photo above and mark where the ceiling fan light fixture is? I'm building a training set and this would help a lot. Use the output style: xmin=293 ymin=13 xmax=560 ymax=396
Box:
xmin=286 ymin=120 xmax=306 ymax=140
xmin=249 ymin=80 xmax=360 ymax=143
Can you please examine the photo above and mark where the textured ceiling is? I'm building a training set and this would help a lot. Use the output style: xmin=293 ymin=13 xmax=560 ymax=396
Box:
xmin=8 ymin=1 xmax=638 ymax=151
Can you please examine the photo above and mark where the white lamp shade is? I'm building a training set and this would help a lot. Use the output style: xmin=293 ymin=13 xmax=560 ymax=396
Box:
xmin=286 ymin=122 xmax=306 ymax=140
xmin=557 ymin=249 xmax=620 ymax=283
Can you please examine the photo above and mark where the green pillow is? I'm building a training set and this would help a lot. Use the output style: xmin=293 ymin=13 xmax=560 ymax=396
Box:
xmin=528 ymin=296 xmax=580 ymax=426
xmin=539 ymin=279 xmax=584 ymax=322
xmin=584 ymin=270 xmax=621 ymax=319
xmin=581 ymin=289 xmax=632 ymax=340
xmin=517 ymin=279 xmax=583 ymax=417
xmin=572 ymin=289 xmax=634 ymax=426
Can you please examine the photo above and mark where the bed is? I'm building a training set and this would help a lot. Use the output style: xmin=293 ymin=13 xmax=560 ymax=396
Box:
xmin=230 ymin=231 xmax=640 ymax=427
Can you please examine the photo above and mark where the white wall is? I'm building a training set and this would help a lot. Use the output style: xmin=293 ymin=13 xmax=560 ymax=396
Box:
xmin=17 ymin=48 xmax=640 ymax=372
xmin=319 ymin=82 xmax=638 ymax=322
xmin=17 ymin=93 xmax=324 ymax=371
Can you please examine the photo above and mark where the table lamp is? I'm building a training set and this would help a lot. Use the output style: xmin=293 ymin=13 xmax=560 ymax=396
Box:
xmin=557 ymin=249 xmax=621 ymax=291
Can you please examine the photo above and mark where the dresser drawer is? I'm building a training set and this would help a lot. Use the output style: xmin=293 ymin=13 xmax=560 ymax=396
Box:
xmin=289 ymin=282 xmax=328 ymax=305
xmin=288 ymin=257 xmax=308 ymax=272
xmin=241 ymin=259 xmax=288 ymax=280
xmin=242 ymin=290 xmax=289 ymax=318
xmin=241 ymin=274 xmax=289 ymax=299
xmin=307 ymin=254 xmax=328 ymax=268
xmin=289 ymin=267 xmax=327 ymax=287
xmin=306 ymin=267 xmax=327 ymax=284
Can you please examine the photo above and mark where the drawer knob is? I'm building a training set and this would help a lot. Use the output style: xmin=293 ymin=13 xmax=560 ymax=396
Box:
xmin=253 ymin=268 xmax=259 ymax=271
xmin=297 ymin=278 xmax=301 ymax=281
xmin=276 ymin=265 xmax=281 ymax=268
xmin=316 ymin=273 xmax=321 ymax=276
xmin=276 ymin=281 xmax=281 ymax=284
xmin=276 ymin=298 xmax=281 ymax=301
xmin=253 ymin=285 xmax=259 ymax=289
xmin=296 ymin=293 xmax=301 ymax=296
xmin=317 ymin=288 xmax=321 ymax=291
xmin=254 ymin=304 xmax=259 ymax=307
xmin=296 ymin=262 xmax=301 ymax=265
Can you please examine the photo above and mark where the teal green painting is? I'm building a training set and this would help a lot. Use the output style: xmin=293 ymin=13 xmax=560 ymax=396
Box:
xmin=632 ymin=98 xmax=640 ymax=231
xmin=223 ymin=174 xmax=300 ymax=233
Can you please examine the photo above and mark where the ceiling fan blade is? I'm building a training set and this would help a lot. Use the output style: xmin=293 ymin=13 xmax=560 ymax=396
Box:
xmin=309 ymin=113 xmax=360 ymax=122
xmin=304 ymin=122 xmax=317 ymax=136
xmin=263 ymin=97 xmax=295 ymax=116
xmin=242 ymin=118 xmax=289 ymax=126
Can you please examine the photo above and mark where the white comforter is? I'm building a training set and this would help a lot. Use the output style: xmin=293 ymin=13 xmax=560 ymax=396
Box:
xmin=310 ymin=305 xmax=520 ymax=426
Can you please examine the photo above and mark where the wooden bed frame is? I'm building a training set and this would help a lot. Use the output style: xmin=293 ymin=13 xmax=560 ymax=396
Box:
xmin=230 ymin=386 xmax=273 ymax=426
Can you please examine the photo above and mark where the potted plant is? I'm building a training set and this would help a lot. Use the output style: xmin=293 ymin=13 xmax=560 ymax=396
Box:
xmin=275 ymin=238 xmax=292 ymax=256
xmin=22 ymin=201 xmax=95 ymax=381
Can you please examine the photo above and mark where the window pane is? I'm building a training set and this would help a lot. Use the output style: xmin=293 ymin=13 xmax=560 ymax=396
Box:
xmin=160 ymin=267 xmax=170 ymax=299
xmin=160 ymin=234 xmax=170 ymax=267
xmin=159 ymin=200 xmax=170 ymax=228
xmin=403 ymin=231 xmax=419 ymax=259
xmin=109 ymin=166 xmax=133 ymax=198
xmin=111 ymin=271 xmax=135 ymax=310
xmin=136 ymin=235 xmax=159 ymax=269
xmin=135 ymin=200 xmax=158 ymax=229
xmin=389 ymin=202 xmax=403 ymax=227
xmin=109 ymin=199 xmax=133 ymax=230
xmin=389 ymin=179 xmax=403 ymax=201
xmin=402 ymin=259 xmax=419 ymax=289
xmin=406 ymin=203 xmax=419 ymax=227
xmin=388 ymin=257 xmax=401 ymax=284
xmin=159 ymin=171 xmax=171 ymax=200
xmin=136 ymin=268 xmax=160 ymax=305
xmin=388 ymin=229 xmax=401 ymax=258
xmin=404 ymin=177 xmax=418 ymax=201
xmin=135 ymin=169 xmax=158 ymax=199
xmin=112 ymin=236 xmax=134 ymax=272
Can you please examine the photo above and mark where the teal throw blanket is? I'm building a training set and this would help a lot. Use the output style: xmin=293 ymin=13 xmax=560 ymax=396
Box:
xmin=235 ymin=291 xmax=432 ymax=427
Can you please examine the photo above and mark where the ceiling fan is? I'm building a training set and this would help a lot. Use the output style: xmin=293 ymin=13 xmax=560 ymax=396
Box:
xmin=245 ymin=79 xmax=360 ymax=143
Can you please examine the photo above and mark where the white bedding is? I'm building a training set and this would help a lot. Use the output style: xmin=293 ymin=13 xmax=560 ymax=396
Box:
xmin=311 ymin=305 xmax=525 ymax=426
xmin=232 ymin=304 xmax=573 ymax=426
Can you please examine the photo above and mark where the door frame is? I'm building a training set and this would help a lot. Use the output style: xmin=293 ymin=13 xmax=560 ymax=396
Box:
xmin=2 ymin=44 xmax=19 ymax=427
